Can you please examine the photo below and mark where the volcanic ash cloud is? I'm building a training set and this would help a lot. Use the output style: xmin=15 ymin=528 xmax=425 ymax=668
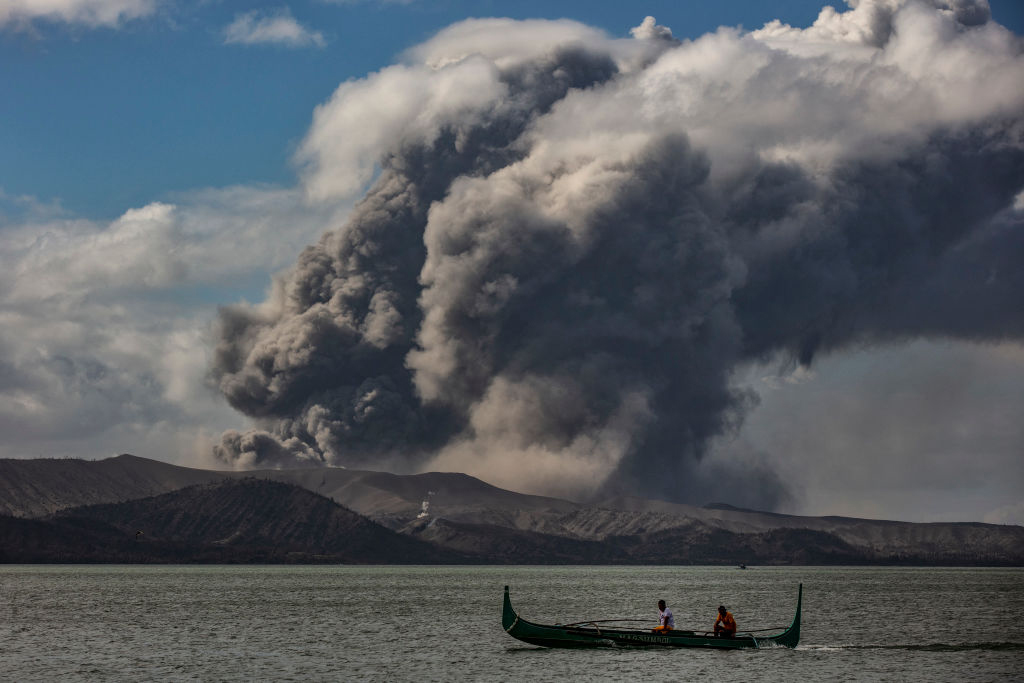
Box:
xmin=210 ymin=2 xmax=1024 ymax=506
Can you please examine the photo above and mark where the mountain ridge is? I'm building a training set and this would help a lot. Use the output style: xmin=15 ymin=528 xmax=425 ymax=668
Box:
xmin=1 ymin=454 xmax=1021 ymax=565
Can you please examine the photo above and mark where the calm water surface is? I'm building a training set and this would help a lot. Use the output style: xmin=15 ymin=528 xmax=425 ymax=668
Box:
xmin=1 ymin=566 xmax=1021 ymax=681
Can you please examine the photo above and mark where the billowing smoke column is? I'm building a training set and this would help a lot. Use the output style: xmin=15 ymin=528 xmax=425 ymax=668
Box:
xmin=211 ymin=1 xmax=1024 ymax=506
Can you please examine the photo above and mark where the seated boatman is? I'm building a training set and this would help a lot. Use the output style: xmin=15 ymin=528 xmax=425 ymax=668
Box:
xmin=652 ymin=600 xmax=674 ymax=633
xmin=714 ymin=605 xmax=736 ymax=638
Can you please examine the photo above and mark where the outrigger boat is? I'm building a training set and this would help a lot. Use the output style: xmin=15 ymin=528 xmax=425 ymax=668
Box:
xmin=502 ymin=584 xmax=801 ymax=649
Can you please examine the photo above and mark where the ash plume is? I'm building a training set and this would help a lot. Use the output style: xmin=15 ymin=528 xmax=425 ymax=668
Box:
xmin=211 ymin=2 xmax=1024 ymax=506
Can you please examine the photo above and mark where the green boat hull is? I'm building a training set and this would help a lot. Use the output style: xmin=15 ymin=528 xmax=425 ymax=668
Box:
xmin=502 ymin=584 xmax=801 ymax=650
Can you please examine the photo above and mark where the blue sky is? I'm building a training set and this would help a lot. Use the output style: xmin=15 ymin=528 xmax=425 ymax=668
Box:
xmin=1 ymin=1 xmax=1023 ymax=524
xmin=5 ymin=0 xmax=1020 ymax=219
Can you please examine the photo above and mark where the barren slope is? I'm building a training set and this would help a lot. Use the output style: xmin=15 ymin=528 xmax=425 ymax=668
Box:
xmin=1 ymin=478 xmax=466 ymax=563
xmin=0 ymin=455 xmax=226 ymax=517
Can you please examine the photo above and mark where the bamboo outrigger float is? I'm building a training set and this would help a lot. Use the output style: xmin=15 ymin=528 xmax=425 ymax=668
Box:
xmin=502 ymin=584 xmax=802 ymax=649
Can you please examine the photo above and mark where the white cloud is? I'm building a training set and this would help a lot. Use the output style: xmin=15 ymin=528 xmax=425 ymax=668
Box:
xmin=0 ymin=185 xmax=347 ymax=464
xmin=405 ymin=17 xmax=613 ymax=70
xmin=630 ymin=15 xmax=675 ymax=41
xmin=3 ymin=186 xmax=341 ymax=304
xmin=0 ymin=0 xmax=156 ymax=28
xmin=528 ymin=1 xmax=1024 ymax=187
xmin=295 ymin=58 xmax=507 ymax=200
xmin=223 ymin=8 xmax=325 ymax=48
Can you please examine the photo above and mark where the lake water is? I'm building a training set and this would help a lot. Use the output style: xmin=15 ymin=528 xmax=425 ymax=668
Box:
xmin=2 ymin=565 xmax=1021 ymax=681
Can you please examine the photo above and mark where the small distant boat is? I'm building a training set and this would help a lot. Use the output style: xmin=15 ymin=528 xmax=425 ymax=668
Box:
xmin=502 ymin=584 xmax=801 ymax=649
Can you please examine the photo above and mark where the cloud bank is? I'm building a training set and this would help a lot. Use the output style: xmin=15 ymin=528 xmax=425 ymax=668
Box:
xmin=0 ymin=186 xmax=343 ymax=464
xmin=210 ymin=1 xmax=1024 ymax=506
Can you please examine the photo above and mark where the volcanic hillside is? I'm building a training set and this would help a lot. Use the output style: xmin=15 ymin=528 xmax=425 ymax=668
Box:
xmin=2 ymin=455 xmax=1023 ymax=565
xmin=1 ymin=478 xmax=466 ymax=563
xmin=0 ymin=454 xmax=224 ymax=517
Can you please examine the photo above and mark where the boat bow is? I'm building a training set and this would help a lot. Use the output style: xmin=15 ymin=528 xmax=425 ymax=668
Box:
xmin=502 ymin=585 xmax=519 ymax=633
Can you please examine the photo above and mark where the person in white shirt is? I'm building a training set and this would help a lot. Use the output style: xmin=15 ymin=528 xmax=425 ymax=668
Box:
xmin=653 ymin=599 xmax=674 ymax=633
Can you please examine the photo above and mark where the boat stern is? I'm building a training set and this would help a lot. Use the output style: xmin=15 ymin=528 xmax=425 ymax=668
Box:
xmin=772 ymin=583 xmax=802 ymax=648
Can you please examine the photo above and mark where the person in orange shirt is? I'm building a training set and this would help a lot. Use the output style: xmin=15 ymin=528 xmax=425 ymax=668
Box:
xmin=714 ymin=605 xmax=736 ymax=637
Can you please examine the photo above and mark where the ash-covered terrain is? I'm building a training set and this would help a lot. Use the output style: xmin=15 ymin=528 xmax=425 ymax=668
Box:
xmin=1 ymin=455 xmax=1021 ymax=565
